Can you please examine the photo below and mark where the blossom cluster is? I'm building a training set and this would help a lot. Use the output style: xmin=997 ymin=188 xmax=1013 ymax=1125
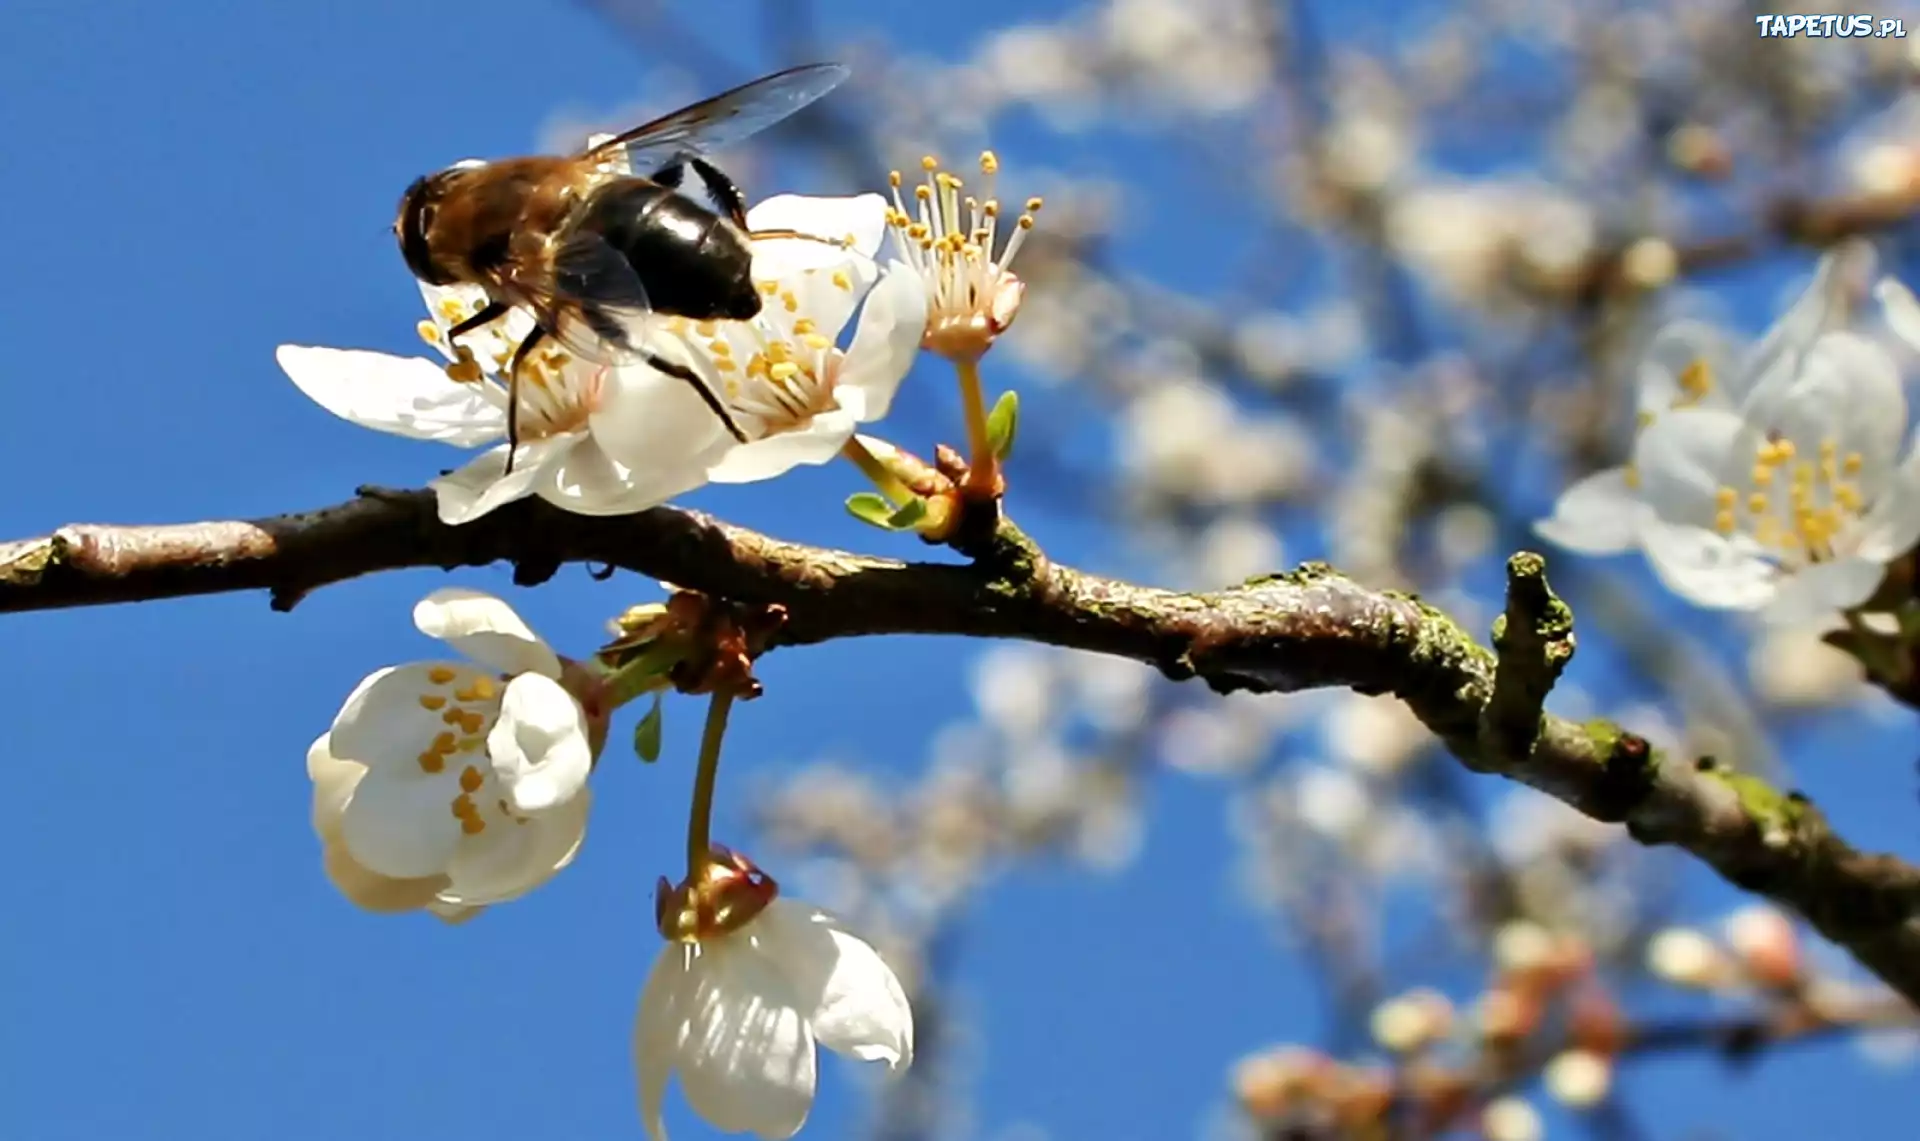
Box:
xmin=1536 ymin=243 xmax=1920 ymax=626
xmin=277 ymin=157 xmax=1041 ymax=1138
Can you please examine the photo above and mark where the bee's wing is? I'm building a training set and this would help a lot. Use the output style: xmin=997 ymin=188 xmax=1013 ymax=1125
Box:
xmin=579 ymin=63 xmax=849 ymax=177
xmin=520 ymin=230 xmax=666 ymax=366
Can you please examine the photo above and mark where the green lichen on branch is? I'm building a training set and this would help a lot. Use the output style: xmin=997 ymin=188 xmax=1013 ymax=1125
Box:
xmin=1480 ymin=552 xmax=1577 ymax=769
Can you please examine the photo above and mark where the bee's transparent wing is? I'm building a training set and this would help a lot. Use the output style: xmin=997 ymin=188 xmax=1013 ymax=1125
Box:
xmin=579 ymin=63 xmax=849 ymax=177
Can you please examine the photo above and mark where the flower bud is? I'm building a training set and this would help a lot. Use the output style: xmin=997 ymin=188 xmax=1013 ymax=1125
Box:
xmin=1646 ymin=926 xmax=1733 ymax=988
xmin=1481 ymin=1096 xmax=1544 ymax=1141
xmin=1543 ymin=1048 xmax=1613 ymax=1108
xmin=1724 ymin=905 xmax=1802 ymax=988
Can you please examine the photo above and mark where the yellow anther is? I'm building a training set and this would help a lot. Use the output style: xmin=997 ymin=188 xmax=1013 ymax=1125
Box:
xmin=792 ymin=317 xmax=817 ymax=335
xmin=801 ymin=332 xmax=833 ymax=351
xmin=759 ymin=279 xmax=780 ymax=296
xmin=1677 ymin=357 xmax=1713 ymax=403
xmin=695 ymin=320 xmax=718 ymax=337
xmin=1844 ymin=452 xmax=1864 ymax=475
xmin=461 ymin=816 xmax=487 ymax=835
xmin=665 ymin=316 xmax=689 ymax=334
xmin=442 ymin=708 xmax=465 ymax=726
xmin=438 ymin=298 xmax=465 ymax=321
xmin=417 ymin=694 xmax=447 ymax=711
xmin=782 ymin=292 xmax=799 ymax=312
xmin=417 ymin=751 xmax=445 ymax=774
xmin=432 ymin=731 xmax=458 ymax=755
xmin=1624 ymin=465 xmax=1641 ymax=489
xmin=459 ymin=765 xmax=484 ymax=794
xmin=459 ymin=735 xmax=485 ymax=753
xmin=889 ymin=170 xmax=903 ymax=187
xmin=1775 ymin=438 xmax=1797 ymax=460
xmin=764 ymin=341 xmax=792 ymax=364
xmin=451 ymin=793 xmax=475 ymax=818
xmin=921 ymin=155 xmax=940 ymax=170
xmin=831 ymin=270 xmax=852 ymax=291
xmin=444 ymin=355 xmax=483 ymax=384
xmin=1836 ymin=483 xmax=1864 ymax=512
xmin=980 ymin=150 xmax=999 ymax=173
xmin=1748 ymin=492 xmax=1769 ymax=514
xmin=454 ymin=675 xmax=495 ymax=702
xmin=938 ymin=172 xmax=962 ymax=190
xmin=1714 ymin=509 xmax=1737 ymax=534
xmin=458 ymin=710 xmax=486 ymax=735
xmin=1017 ymin=215 xmax=1036 ymax=230
xmin=715 ymin=356 xmax=738 ymax=373
xmin=768 ymin=361 xmax=801 ymax=382
xmin=983 ymin=199 xmax=1001 ymax=217
xmin=708 ymin=338 xmax=732 ymax=357
xmin=915 ymin=185 xmax=932 ymax=202
xmin=1714 ymin=486 xmax=1737 ymax=510
xmin=428 ymin=666 xmax=458 ymax=685
xmin=1751 ymin=463 xmax=1773 ymax=486
xmin=1025 ymin=196 xmax=1044 ymax=211
xmin=1792 ymin=461 xmax=1815 ymax=486
xmin=416 ymin=320 xmax=442 ymax=346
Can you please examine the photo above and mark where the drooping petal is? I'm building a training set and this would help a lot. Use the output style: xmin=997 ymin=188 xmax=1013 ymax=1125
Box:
xmin=1531 ymin=467 xmax=1649 ymax=555
xmin=1763 ymin=558 xmax=1886 ymax=625
xmin=836 ymin=266 xmax=929 ymax=423
xmin=321 ymin=838 xmax=449 ymax=913
xmin=748 ymin=193 xmax=889 ymax=276
xmin=413 ymin=588 xmax=562 ymax=680
xmin=1633 ymin=408 xmax=1748 ymax=530
xmin=429 ymin=437 xmax=575 ymax=526
xmin=1743 ymin=243 xmax=1856 ymax=383
xmin=675 ymin=943 xmax=819 ymax=1139
xmin=540 ymin=432 xmax=714 ymax=517
xmin=276 ymin=346 xmax=509 ymax=446
xmin=440 ymin=788 xmax=592 ymax=905
xmin=1639 ymin=518 xmax=1778 ymax=611
xmin=705 ymin=407 xmax=861 ymax=484
xmin=327 ymin=662 xmax=489 ymax=772
xmin=1877 ymin=277 xmax=1920 ymax=355
xmin=487 ymin=673 xmax=593 ymax=813
xmin=636 ymin=943 xmax=695 ymax=1141
xmin=337 ymin=765 xmax=464 ymax=880
xmin=751 ymin=899 xmax=914 ymax=1070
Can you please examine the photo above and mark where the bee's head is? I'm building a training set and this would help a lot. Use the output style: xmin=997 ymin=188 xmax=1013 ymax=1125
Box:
xmin=394 ymin=159 xmax=486 ymax=286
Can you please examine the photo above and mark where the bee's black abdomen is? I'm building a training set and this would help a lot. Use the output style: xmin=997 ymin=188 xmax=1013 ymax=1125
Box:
xmin=577 ymin=179 xmax=760 ymax=321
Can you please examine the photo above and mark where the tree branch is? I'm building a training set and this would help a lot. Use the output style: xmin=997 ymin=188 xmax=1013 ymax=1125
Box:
xmin=5 ymin=488 xmax=1920 ymax=1008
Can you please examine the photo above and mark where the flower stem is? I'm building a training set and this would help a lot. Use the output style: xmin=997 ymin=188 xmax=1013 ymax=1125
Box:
xmin=954 ymin=356 xmax=1000 ymax=495
xmin=685 ymin=688 xmax=736 ymax=876
xmin=841 ymin=437 xmax=915 ymax=504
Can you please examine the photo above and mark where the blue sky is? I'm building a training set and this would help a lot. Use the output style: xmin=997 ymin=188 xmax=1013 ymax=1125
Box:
xmin=4 ymin=1 xmax=1918 ymax=1139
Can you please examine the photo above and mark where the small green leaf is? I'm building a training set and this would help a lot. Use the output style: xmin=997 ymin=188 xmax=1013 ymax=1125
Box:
xmin=885 ymin=497 xmax=928 ymax=529
xmin=986 ymin=390 xmax=1020 ymax=459
xmin=633 ymin=694 xmax=664 ymax=763
xmin=845 ymin=492 xmax=897 ymax=529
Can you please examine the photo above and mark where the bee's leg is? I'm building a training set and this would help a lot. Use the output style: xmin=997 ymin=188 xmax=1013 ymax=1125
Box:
xmin=643 ymin=351 xmax=748 ymax=443
xmin=745 ymin=227 xmax=854 ymax=253
xmin=501 ymin=326 xmax=548 ymax=475
xmin=688 ymin=157 xmax=751 ymax=229
xmin=653 ymin=161 xmax=686 ymax=189
xmin=445 ymin=299 xmax=511 ymax=343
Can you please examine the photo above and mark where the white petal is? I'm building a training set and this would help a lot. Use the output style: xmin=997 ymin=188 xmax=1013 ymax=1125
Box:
xmin=837 ymin=265 xmax=929 ymax=423
xmin=588 ymin=365 xmax=736 ymax=475
xmin=307 ymin=732 xmax=366 ymax=841
xmin=1877 ymin=277 xmax=1920 ymax=355
xmin=320 ymin=839 xmax=449 ymax=912
xmin=276 ymin=346 xmax=507 ymax=445
xmin=540 ymin=433 xmax=712 ymax=517
xmin=1635 ymin=321 xmax=1739 ymax=413
xmin=1743 ymin=332 xmax=1907 ymax=489
xmin=1857 ymin=437 xmax=1920 ymax=562
xmin=1762 ymin=558 xmax=1886 ymax=625
xmin=1531 ymin=467 xmax=1648 ymax=555
xmin=1633 ymin=408 xmax=1747 ymax=529
xmin=706 ymin=408 xmax=860 ymax=484
xmin=1639 ymin=518 xmax=1777 ymax=611
xmin=676 ymin=943 xmax=819 ymax=1139
xmin=487 ymin=673 xmax=593 ymax=813
xmin=441 ymin=788 xmax=591 ymax=905
xmin=338 ymin=764 xmax=464 ymax=879
xmin=1745 ymin=245 xmax=1852 ymax=378
xmin=413 ymin=588 xmax=561 ymax=679
xmin=748 ymin=193 xmax=889 ymax=274
xmin=636 ymin=943 xmax=695 ymax=1141
xmin=429 ymin=437 xmax=576 ymax=525
xmin=752 ymin=898 xmax=914 ymax=1070
xmin=768 ymin=258 xmax=881 ymax=346
xmin=327 ymin=662 xmax=490 ymax=772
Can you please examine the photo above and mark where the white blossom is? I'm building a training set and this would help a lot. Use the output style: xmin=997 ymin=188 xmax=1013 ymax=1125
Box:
xmin=306 ymin=589 xmax=598 ymax=911
xmin=636 ymin=896 xmax=913 ymax=1140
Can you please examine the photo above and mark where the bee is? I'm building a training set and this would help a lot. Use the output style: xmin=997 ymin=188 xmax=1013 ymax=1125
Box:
xmin=394 ymin=63 xmax=852 ymax=468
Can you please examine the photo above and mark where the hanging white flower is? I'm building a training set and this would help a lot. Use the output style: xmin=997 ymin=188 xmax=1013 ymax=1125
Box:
xmin=592 ymin=194 xmax=929 ymax=485
xmin=1536 ymin=244 xmax=1860 ymax=555
xmin=881 ymin=151 xmax=1037 ymax=361
xmin=307 ymin=588 xmax=604 ymax=911
xmin=1632 ymin=331 xmax=1920 ymax=623
xmin=634 ymin=851 xmax=913 ymax=1141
